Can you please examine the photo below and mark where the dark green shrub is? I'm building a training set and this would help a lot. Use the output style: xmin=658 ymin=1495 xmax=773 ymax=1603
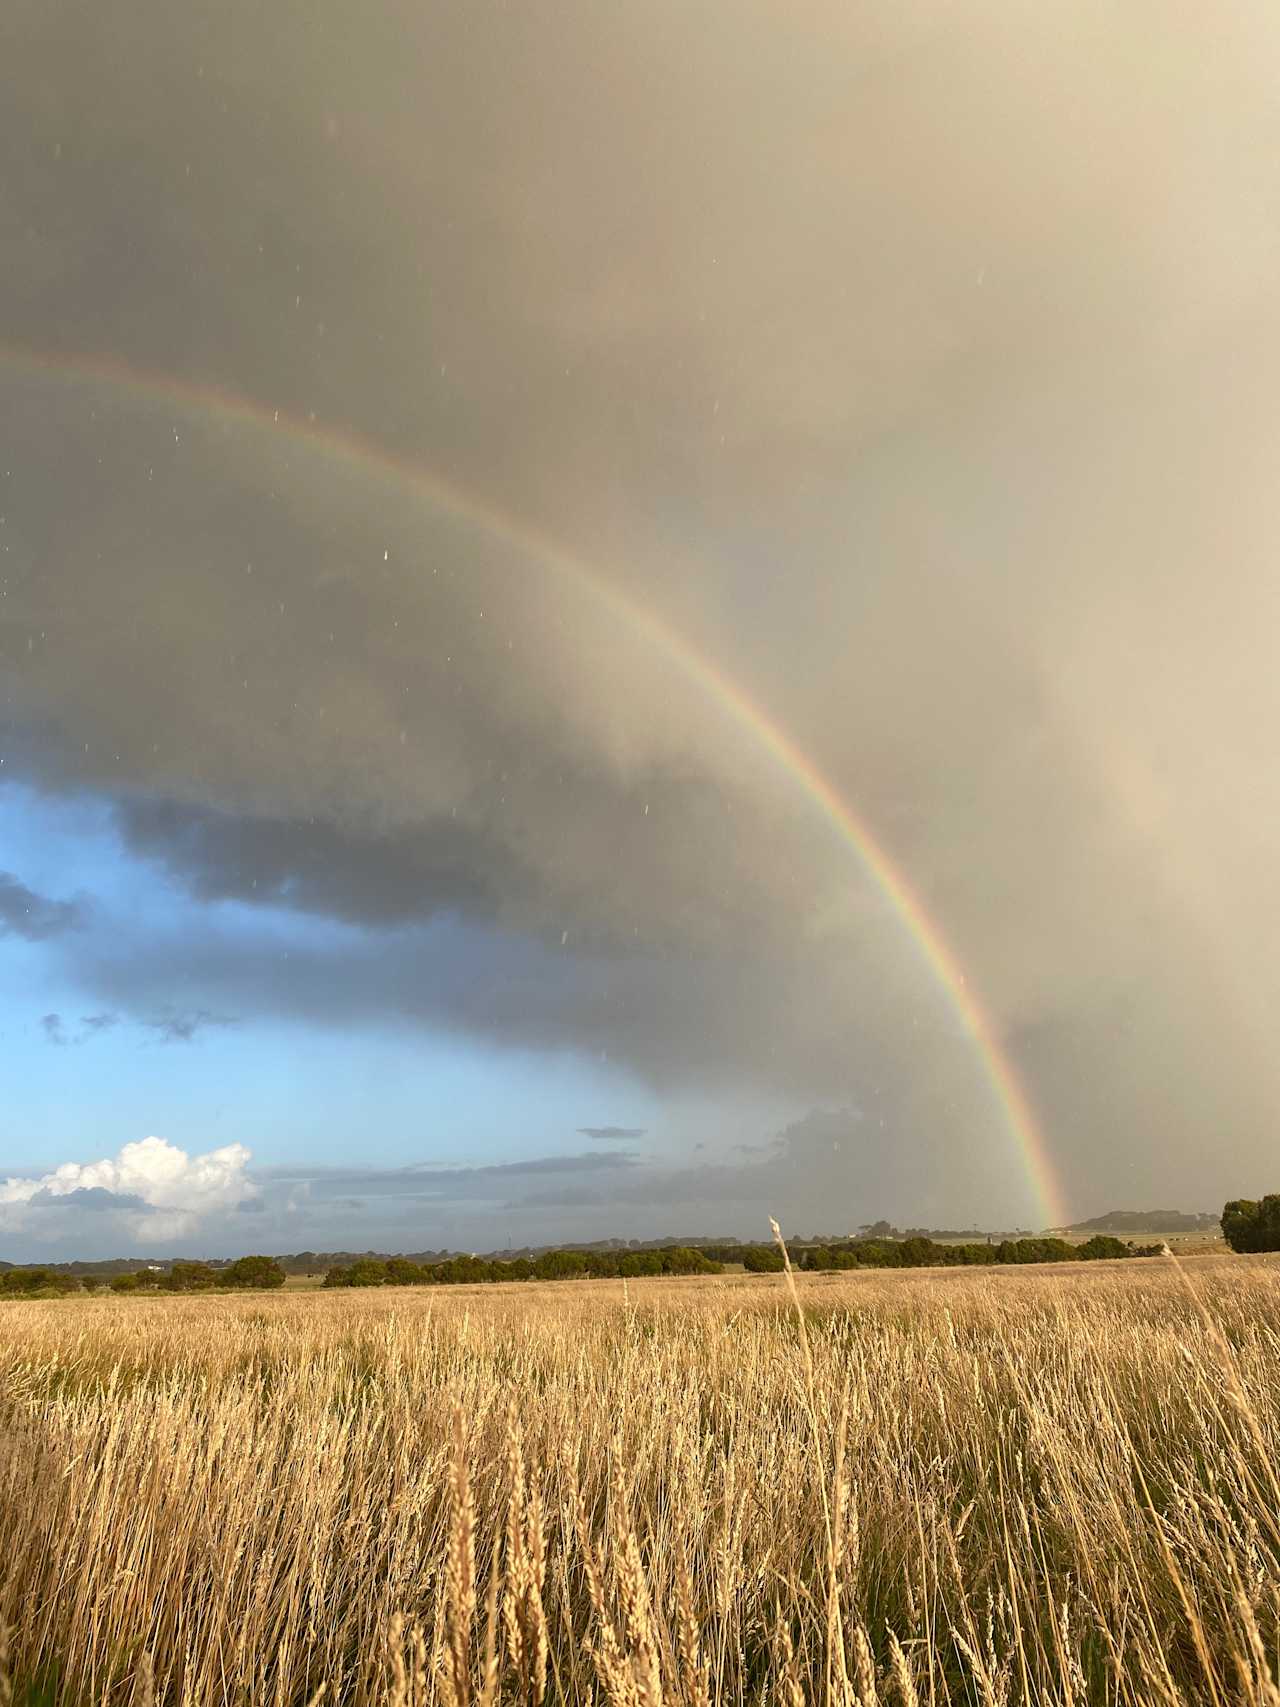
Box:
xmin=222 ymin=1255 xmax=287 ymax=1290
xmin=0 ymin=1266 xmax=80 ymax=1297
xmin=899 ymin=1237 xmax=940 ymax=1266
xmin=534 ymin=1250 xmax=589 ymax=1280
xmin=1077 ymin=1235 xmax=1130 ymax=1261
xmin=345 ymin=1259 xmax=390 ymax=1287
xmin=384 ymin=1258 xmax=425 ymax=1286
xmin=165 ymin=1261 xmax=218 ymax=1291
xmin=741 ymin=1246 xmax=784 ymax=1273
xmin=1222 ymin=1196 xmax=1280 ymax=1253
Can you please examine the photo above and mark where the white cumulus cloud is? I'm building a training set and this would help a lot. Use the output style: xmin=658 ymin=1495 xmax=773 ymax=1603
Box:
xmin=0 ymin=1136 xmax=255 ymax=1247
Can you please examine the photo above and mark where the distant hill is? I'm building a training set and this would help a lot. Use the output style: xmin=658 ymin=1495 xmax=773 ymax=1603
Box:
xmin=1063 ymin=1210 xmax=1220 ymax=1234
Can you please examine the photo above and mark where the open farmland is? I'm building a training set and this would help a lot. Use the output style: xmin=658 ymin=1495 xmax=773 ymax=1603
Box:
xmin=3 ymin=1256 xmax=1280 ymax=1706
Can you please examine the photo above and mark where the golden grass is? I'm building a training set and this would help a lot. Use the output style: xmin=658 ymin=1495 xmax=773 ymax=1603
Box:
xmin=2 ymin=1255 xmax=1280 ymax=1704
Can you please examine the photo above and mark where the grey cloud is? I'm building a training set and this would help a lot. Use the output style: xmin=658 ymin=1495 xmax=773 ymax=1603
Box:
xmin=0 ymin=874 xmax=82 ymax=941
xmin=113 ymin=797 xmax=508 ymax=930
xmin=139 ymin=1010 xmax=237 ymax=1044
xmin=510 ymin=1110 xmax=929 ymax=1229
xmin=258 ymin=1151 xmax=635 ymax=1204
xmin=27 ymin=1186 xmax=150 ymax=1212
xmin=4 ymin=0 xmax=1280 ymax=1214
xmin=578 ymin=1127 xmax=647 ymax=1141
xmin=42 ymin=1010 xmax=121 ymax=1047
xmin=59 ymin=904 xmax=952 ymax=1105
xmin=477 ymin=1106 xmax=1015 ymax=1253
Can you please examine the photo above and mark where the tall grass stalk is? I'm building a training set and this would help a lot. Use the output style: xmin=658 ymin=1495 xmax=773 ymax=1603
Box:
xmin=1 ymin=1256 xmax=1279 ymax=1703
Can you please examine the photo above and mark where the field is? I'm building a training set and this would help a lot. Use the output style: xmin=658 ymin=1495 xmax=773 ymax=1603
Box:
xmin=3 ymin=1255 xmax=1280 ymax=1706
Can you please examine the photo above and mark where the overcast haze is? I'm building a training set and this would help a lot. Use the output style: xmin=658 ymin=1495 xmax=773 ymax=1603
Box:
xmin=3 ymin=0 xmax=1277 ymax=1260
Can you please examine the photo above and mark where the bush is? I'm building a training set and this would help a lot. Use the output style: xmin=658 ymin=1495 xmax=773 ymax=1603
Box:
xmin=1222 ymin=1196 xmax=1280 ymax=1253
xmin=1077 ymin=1235 xmax=1130 ymax=1261
xmin=618 ymin=1251 xmax=662 ymax=1277
xmin=384 ymin=1257 xmax=426 ymax=1286
xmin=899 ymin=1237 xmax=940 ymax=1266
xmin=221 ymin=1255 xmax=286 ymax=1290
xmin=165 ymin=1261 xmax=218 ymax=1292
xmin=0 ymin=1266 xmax=81 ymax=1298
xmin=534 ymin=1250 xmax=589 ymax=1280
xmin=741 ymin=1246 xmax=784 ymax=1273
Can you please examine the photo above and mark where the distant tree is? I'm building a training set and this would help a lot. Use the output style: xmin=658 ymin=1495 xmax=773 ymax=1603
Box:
xmin=222 ymin=1255 xmax=286 ymax=1290
xmin=0 ymin=1266 xmax=80 ymax=1296
xmin=741 ymin=1246 xmax=784 ymax=1273
xmin=322 ymin=1266 xmax=351 ymax=1288
xmin=534 ymin=1250 xmax=589 ymax=1280
xmin=851 ymin=1240 xmax=901 ymax=1268
xmin=861 ymin=1221 xmax=898 ymax=1239
xmin=663 ymin=1247 xmax=721 ymax=1274
xmin=899 ymin=1237 xmax=940 ymax=1267
xmin=618 ymin=1250 xmax=662 ymax=1277
xmin=1222 ymin=1197 xmax=1280 ymax=1253
xmin=165 ymin=1261 xmax=217 ymax=1292
xmin=110 ymin=1272 xmax=141 ymax=1293
xmin=384 ymin=1257 xmax=425 ymax=1286
xmin=1076 ymin=1235 xmax=1130 ymax=1261
xmin=953 ymin=1244 xmax=997 ymax=1266
xmin=345 ymin=1259 xmax=390 ymax=1287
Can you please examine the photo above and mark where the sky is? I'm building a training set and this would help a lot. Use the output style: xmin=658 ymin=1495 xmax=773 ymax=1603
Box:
xmin=3 ymin=0 xmax=1279 ymax=1260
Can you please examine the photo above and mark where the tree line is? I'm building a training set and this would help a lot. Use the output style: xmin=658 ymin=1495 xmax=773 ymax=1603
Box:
xmin=0 ymin=1256 xmax=286 ymax=1299
xmin=708 ymin=1234 xmax=1139 ymax=1271
xmin=322 ymin=1246 xmax=722 ymax=1286
xmin=322 ymin=1233 xmax=1142 ymax=1287
xmin=7 ymin=1196 xmax=1275 ymax=1302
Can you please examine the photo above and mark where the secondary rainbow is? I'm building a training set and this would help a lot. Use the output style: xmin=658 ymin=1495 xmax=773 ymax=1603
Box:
xmin=1 ymin=343 xmax=1069 ymax=1228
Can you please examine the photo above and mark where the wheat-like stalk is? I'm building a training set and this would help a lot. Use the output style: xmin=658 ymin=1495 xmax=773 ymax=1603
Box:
xmin=1 ymin=1255 xmax=1279 ymax=1704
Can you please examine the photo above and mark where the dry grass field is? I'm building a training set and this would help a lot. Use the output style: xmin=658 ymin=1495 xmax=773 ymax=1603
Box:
xmin=2 ymin=1254 xmax=1280 ymax=1706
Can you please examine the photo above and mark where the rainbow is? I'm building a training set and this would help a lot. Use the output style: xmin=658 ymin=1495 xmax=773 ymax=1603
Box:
xmin=1 ymin=343 xmax=1068 ymax=1228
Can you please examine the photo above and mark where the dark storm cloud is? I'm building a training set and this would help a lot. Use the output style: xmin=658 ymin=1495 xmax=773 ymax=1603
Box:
xmin=114 ymin=798 xmax=504 ymax=927
xmin=56 ymin=901 xmax=962 ymax=1106
xmin=578 ymin=1127 xmax=646 ymax=1141
xmin=0 ymin=873 xmax=82 ymax=940
xmin=5 ymin=0 xmax=1280 ymax=1212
